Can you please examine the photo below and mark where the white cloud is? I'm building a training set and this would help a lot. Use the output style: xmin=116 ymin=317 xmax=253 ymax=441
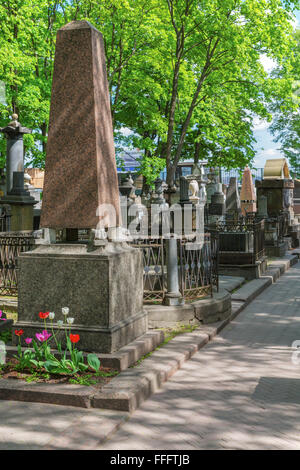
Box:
xmin=252 ymin=117 xmax=270 ymax=131
xmin=260 ymin=54 xmax=276 ymax=74
xmin=259 ymin=148 xmax=280 ymax=158
xmin=253 ymin=148 xmax=284 ymax=168
xmin=120 ymin=127 xmax=133 ymax=136
xmin=290 ymin=15 xmax=299 ymax=30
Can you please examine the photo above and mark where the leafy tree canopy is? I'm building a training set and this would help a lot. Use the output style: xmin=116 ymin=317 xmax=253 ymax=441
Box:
xmin=0 ymin=0 xmax=299 ymax=185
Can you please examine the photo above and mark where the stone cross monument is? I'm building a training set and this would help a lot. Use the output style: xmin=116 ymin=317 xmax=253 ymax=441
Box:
xmin=16 ymin=21 xmax=147 ymax=353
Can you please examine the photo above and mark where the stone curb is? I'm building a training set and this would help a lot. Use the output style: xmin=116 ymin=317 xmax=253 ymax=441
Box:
xmin=0 ymin=380 xmax=93 ymax=408
xmin=0 ymin=256 xmax=298 ymax=413
xmin=231 ymin=278 xmax=272 ymax=304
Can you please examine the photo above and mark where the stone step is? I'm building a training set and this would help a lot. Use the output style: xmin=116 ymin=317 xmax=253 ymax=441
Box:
xmin=268 ymin=254 xmax=298 ymax=273
xmin=261 ymin=267 xmax=281 ymax=283
xmin=218 ymin=275 xmax=246 ymax=293
xmin=231 ymin=278 xmax=272 ymax=304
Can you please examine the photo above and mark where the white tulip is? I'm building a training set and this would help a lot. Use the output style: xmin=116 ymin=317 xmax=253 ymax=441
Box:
xmin=62 ymin=307 xmax=69 ymax=316
xmin=57 ymin=320 xmax=63 ymax=327
xmin=49 ymin=312 xmax=55 ymax=320
xmin=67 ymin=317 xmax=74 ymax=325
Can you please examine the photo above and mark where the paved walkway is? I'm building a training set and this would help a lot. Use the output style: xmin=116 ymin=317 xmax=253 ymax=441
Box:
xmin=100 ymin=261 xmax=300 ymax=450
xmin=1 ymin=261 xmax=300 ymax=449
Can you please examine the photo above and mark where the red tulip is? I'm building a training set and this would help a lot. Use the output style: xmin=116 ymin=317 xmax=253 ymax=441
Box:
xmin=70 ymin=334 xmax=80 ymax=344
xmin=39 ymin=312 xmax=49 ymax=319
xmin=15 ymin=329 xmax=24 ymax=337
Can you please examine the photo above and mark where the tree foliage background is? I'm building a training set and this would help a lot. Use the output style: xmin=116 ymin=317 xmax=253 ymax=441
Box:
xmin=270 ymin=29 xmax=300 ymax=178
xmin=0 ymin=0 xmax=299 ymax=184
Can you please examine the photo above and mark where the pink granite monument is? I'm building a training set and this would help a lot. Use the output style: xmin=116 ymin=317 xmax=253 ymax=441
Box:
xmin=40 ymin=20 xmax=120 ymax=229
xmin=16 ymin=21 xmax=147 ymax=353
xmin=240 ymin=166 xmax=256 ymax=216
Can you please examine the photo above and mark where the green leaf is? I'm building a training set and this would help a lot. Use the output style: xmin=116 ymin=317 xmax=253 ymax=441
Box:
xmin=87 ymin=354 xmax=100 ymax=373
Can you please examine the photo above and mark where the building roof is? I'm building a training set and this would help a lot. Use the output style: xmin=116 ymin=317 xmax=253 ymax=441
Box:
xmin=263 ymin=158 xmax=290 ymax=179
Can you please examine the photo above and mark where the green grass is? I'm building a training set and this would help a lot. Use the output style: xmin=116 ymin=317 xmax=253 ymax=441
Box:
xmin=130 ymin=323 xmax=199 ymax=367
xmin=69 ymin=374 xmax=97 ymax=386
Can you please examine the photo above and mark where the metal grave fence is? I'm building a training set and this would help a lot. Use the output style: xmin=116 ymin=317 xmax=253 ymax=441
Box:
xmin=0 ymin=232 xmax=35 ymax=296
xmin=132 ymin=233 xmax=219 ymax=304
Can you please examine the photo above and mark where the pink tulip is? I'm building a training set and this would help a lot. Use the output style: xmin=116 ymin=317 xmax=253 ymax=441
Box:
xmin=35 ymin=330 xmax=52 ymax=342
xmin=0 ymin=310 xmax=6 ymax=321
xmin=25 ymin=338 xmax=33 ymax=345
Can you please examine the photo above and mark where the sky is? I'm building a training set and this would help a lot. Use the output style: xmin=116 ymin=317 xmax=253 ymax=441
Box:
xmin=253 ymin=9 xmax=300 ymax=169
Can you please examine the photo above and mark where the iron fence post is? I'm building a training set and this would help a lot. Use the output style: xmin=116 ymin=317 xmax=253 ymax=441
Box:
xmin=163 ymin=237 xmax=184 ymax=306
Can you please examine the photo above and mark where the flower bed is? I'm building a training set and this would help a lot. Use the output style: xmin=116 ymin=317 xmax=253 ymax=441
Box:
xmin=0 ymin=308 xmax=119 ymax=387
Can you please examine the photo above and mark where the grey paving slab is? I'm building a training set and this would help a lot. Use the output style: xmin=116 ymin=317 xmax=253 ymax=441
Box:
xmin=0 ymin=401 xmax=128 ymax=450
xmin=231 ymin=278 xmax=272 ymax=302
xmin=218 ymin=275 xmax=245 ymax=293
xmin=98 ymin=261 xmax=300 ymax=450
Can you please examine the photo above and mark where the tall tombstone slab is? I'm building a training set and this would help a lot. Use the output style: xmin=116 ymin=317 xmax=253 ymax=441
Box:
xmin=226 ymin=177 xmax=241 ymax=219
xmin=40 ymin=20 xmax=120 ymax=229
xmin=16 ymin=21 xmax=147 ymax=353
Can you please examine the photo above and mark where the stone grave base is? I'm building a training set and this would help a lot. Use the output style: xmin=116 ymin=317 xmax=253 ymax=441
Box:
xmin=15 ymin=242 xmax=147 ymax=353
xmin=218 ymin=256 xmax=268 ymax=280
xmin=146 ymin=289 xmax=231 ymax=327
xmin=265 ymin=241 xmax=288 ymax=258
xmin=13 ymin=314 xmax=148 ymax=354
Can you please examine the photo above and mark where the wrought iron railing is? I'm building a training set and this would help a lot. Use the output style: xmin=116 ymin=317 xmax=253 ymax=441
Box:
xmin=0 ymin=211 xmax=11 ymax=232
xmin=179 ymin=233 xmax=217 ymax=301
xmin=0 ymin=226 xmax=218 ymax=305
xmin=253 ymin=220 xmax=265 ymax=261
xmin=132 ymin=238 xmax=166 ymax=303
xmin=216 ymin=219 xmax=265 ymax=264
xmin=132 ymin=233 xmax=218 ymax=304
xmin=0 ymin=232 xmax=34 ymax=295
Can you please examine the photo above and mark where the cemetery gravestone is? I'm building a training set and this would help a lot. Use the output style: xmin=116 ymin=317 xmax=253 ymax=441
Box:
xmin=15 ymin=21 xmax=147 ymax=353
xmin=240 ymin=166 xmax=256 ymax=216
xmin=226 ymin=177 xmax=241 ymax=220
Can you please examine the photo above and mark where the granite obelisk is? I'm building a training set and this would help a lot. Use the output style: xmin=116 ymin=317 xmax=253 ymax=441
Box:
xmin=240 ymin=166 xmax=256 ymax=216
xmin=40 ymin=21 xmax=120 ymax=230
xmin=226 ymin=177 xmax=241 ymax=220
xmin=16 ymin=21 xmax=147 ymax=353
